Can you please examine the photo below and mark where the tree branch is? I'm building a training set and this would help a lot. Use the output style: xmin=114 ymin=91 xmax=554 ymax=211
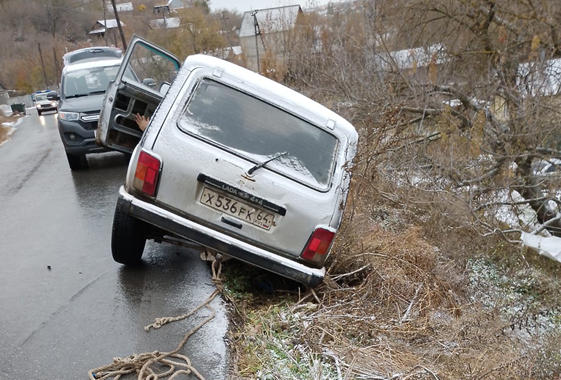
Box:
xmin=474 ymin=196 xmax=549 ymax=212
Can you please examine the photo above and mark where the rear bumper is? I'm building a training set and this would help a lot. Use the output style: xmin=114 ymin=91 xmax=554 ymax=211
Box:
xmin=117 ymin=186 xmax=325 ymax=287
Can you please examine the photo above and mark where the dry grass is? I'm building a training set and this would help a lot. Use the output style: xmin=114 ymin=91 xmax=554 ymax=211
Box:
xmin=218 ymin=69 xmax=561 ymax=378
xmin=224 ymin=175 xmax=561 ymax=380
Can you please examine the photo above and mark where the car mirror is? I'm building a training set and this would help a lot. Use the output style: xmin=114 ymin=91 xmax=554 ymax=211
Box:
xmin=142 ymin=78 xmax=157 ymax=89
xmin=159 ymin=82 xmax=171 ymax=96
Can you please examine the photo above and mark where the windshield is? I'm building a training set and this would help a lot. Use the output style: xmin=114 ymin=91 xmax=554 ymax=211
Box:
xmin=178 ymin=79 xmax=338 ymax=189
xmin=62 ymin=64 xmax=120 ymax=98
xmin=35 ymin=94 xmax=48 ymax=101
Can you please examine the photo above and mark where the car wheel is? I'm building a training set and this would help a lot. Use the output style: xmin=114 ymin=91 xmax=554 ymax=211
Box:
xmin=37 ymin=110 xmax=41 ymax=116
xmin=111 ymin=201 xmax=146 ymax=265
xmin=65 ymin=153 xmax=88 ymax=170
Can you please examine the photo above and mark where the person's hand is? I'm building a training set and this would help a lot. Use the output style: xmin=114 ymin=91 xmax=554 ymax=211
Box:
xmin=135 ymin=113 xmax=150 ymax=131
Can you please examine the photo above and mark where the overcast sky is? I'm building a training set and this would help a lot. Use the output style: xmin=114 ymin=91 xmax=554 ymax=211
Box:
xmin=209 ymin=0 xmax=333 ymax=13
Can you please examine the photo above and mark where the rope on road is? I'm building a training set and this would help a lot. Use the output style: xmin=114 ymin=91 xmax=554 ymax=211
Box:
xmin=88 ymin=255 xmax=224 ymax=380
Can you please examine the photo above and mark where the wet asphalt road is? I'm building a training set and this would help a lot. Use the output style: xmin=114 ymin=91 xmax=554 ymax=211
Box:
xmin=0 ymin=110 xmax=229 ymax=379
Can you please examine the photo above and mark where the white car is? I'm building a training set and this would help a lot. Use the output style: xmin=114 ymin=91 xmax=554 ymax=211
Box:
xmin=97 ymin=36 xmax=358 ymax=287
xmin=35 ymin=92 xmax=58 ymax=115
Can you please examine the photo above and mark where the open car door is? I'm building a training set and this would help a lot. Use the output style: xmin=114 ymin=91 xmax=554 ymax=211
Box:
xmin=97 ymin=35 xmax=181 ymax=153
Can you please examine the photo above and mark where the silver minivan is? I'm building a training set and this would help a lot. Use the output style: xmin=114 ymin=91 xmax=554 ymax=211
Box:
xmin=97 ymin=36 xmax=358 ymax=287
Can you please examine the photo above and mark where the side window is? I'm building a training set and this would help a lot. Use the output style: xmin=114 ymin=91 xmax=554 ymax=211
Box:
xmin=123 ymin=43 xmax=179 ymax=92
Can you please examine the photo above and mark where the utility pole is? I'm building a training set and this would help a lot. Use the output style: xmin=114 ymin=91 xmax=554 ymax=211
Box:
xmin=38 ymin=43 xmax=48 ymax=89
xmin=221 ymin=12 xmax=233 ymax=50
xmin=103 ymin=0 xmax=108 ymax=46
xmin=52 ymin=47 xmax=60 ymax=88
xmin=188 ymin=23 xmax=198 ymax=53
xmin=111 ymin=0 xmax=127 ymax=51
xmin=251 ymin=10 xmax=266 ymax=73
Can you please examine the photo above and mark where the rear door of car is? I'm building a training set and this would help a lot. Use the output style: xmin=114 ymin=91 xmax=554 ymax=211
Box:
xmin=148 ymin=65 xmax=344 ymax=260
xmin=97 ymin=35 xmax=181 ymax=153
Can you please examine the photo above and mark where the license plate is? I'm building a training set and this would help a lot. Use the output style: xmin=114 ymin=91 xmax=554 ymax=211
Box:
xmin=200 ymin=187 xmax=275 ymax=230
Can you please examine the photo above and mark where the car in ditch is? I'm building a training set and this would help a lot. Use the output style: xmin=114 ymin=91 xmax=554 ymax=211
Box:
xmin=96 ymin=35 xmax=358 ymax=287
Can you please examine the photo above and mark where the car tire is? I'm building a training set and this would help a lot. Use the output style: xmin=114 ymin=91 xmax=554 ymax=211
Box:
xmin=66 ymin=153 xmax=88 ymax=170
xmin=37 ymin=110 xmax=41 ymax=116
xmin=111 ymin=201 xmax=146 ymax=266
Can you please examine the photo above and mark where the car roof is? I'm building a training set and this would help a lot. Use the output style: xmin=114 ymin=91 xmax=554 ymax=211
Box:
xmin=63 ymin=47 xmax=122 ymax=65
xmin=182 ymin=54 xmax=358 ymax=140
xmin=62 ymin=58 xmax=123 ymax=74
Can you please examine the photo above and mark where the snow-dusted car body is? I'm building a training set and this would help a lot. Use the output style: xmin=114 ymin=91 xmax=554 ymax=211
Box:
xmin=97 ymin=36 xmax=358 ymax=287
xmin=62 ymin=46 xmax=122 ymax=67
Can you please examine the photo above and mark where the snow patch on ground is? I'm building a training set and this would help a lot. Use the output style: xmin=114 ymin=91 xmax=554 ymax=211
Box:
xmin=521 ymin=232 xmax=561 ymax=262
xmin=0 ymin=104 xmax=13 ymax=117
xmin=494 ymin=189 xmax=539 ymax=230
xmin=468 ymin=257 xmax=559 ymax=338
xmin=0 ymin=116 xmax=25 ymax=148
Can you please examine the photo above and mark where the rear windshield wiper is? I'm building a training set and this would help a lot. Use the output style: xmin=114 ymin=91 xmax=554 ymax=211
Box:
xmin=248 ymin=151 xmax=288 ymax=175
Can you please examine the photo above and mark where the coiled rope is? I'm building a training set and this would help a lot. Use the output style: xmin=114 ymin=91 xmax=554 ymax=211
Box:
xmin=88 ymin=256 xmax=224 ymax=380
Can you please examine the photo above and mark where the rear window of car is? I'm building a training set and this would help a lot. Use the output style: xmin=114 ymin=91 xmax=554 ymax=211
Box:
xmin=62 ymin=65 xmax=120 ymax=98
xmin=178 ymin=79 xmax=338 ymax=189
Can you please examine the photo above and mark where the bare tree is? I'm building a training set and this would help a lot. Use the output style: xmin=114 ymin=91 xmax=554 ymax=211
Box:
xmin=286 ymin=0 xmax=561 ymax=240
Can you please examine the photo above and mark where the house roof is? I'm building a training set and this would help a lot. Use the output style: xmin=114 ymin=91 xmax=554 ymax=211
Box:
xmin=210 ymin=46 xmax=243 ymax=59
xmin=149 ymin=17 xmax=181 ymax=29
xmin=105 ymin=1 xmax=133 ymax=12
xmin=374 ymin=43 xmax=448 ymax=71
xmin=89 ymin=19 xmax=126 ymax=34
xmin=518 ymin=58 xmax=561 ymax=96
xmin=154 ymin=0 xmax=189 ymax=10
xmin=239 ymin=5 xmax=302 ymax=38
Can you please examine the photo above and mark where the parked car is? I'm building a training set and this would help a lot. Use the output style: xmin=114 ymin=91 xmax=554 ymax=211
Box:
xmin=97 ymin=36 xmax=358 ymax=287
xmin=34 ymin=91 xmax=58 ymax=115
xmin=62 ymin=46 xmax=122 ymax=67
xmin=54 ymin=58 xmax=122 ymax=170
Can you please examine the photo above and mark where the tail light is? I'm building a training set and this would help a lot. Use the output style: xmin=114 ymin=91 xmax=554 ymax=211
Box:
xmin=301 ymin=228 xmax=336 ymax=265
xmin=133 ymin=151 xmax=161 ymax=197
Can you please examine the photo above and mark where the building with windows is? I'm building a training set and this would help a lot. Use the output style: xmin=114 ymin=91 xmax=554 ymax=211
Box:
xmin=238 ymin=5 xmax=303 ymax=73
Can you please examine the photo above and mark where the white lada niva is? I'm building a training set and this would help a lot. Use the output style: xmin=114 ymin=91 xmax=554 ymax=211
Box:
xmin=97 ymin=36 xmax=358 ymax=287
